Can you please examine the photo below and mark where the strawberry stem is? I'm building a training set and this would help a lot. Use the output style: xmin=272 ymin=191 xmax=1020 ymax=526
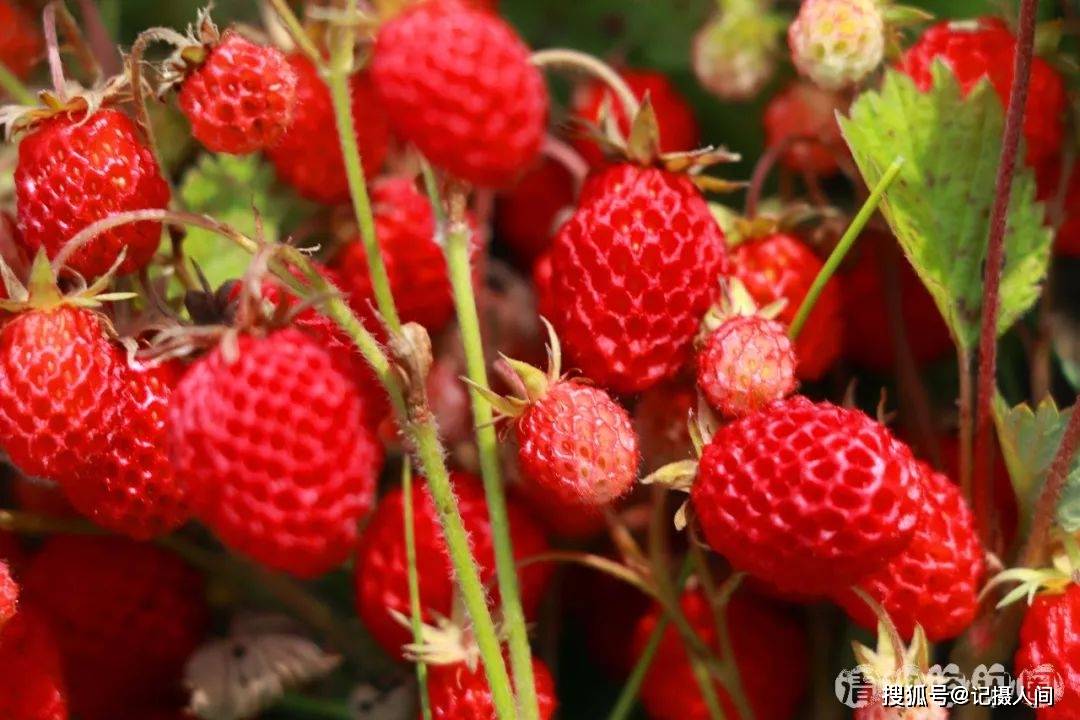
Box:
xmin=438 ymin=175 xmax=542 ymax=720
xmin=788 ymin=155 xmax=904 ymax=340
xmin=972 ymin=0 xmax=1039 ymax=547
xmin=264 ymin=0 xmax=323 ymax=64
xmin=531 ymin=49 xmax=640 ymax=119
xmin=1021 ymin=406 xmax=1080 ymax=566
xmin=42 ymin=2 xmax=67 ymax=100
xmin=0 ymin=61 xmax=35 ymax=105
xmin=402 ymin=458 xmax=434 ymax=720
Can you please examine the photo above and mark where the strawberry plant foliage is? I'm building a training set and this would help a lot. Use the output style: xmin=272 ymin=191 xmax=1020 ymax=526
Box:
xmin=992 ymin=394 xmax=1080 ymax=534
xmin=839 ymin=62 xmax=1051 ymax=352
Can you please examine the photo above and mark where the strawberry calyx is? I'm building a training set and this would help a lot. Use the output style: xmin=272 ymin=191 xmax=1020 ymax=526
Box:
xmin=153 ymin=9 xmax=225 ymax=95
xmin=465 ymin=317 xmax=564 ymax=420
xmin=0 ymin=249 xmax=136 ymax=316
xmin=696 ymin=276 xmax=786 ymax=345
xmin=639 ymin=399 xmax=721 ymax=530
xmin=984 ymin=532 xmax=1080 ymax=608
xmin=0 ymin=72 xmax=131 ymax=140
xmin=852 ymin=620 xmax=936 ymax=694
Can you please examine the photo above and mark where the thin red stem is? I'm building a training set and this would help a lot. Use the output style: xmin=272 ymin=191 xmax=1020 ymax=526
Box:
xmin=1022 ymin=408 xmax=1080 ymax=566
xmin=972 ymin=0 xmax=1038 ymax=545
xmin=43 ymin=2 xmax=66 ymax=99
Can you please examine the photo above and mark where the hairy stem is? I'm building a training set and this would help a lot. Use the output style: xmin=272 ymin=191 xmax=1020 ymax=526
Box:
xmin=75 ymin=0 xmax=121 ymax=76
xmin=129 ymin=27 xmax=190 ymax=185
xmin=402 ymin=459 xmax=433 ymax=720
xmin=1021 ymin=407 xmax=1080 ymax=566
xmin=0 ymin=61 xmax=35 ymax=104
xmin=531 ymin=48 xmax=639 ymax=119
xmin=789 ymin=156 xmax=904 ymax=340
xmin=265 ymin=0 xmax=323 ymax=63
xmin=957 ymin=347 xmax=974 ymax=501
xmin=972 ymin=0 xmax=1039 ymax=546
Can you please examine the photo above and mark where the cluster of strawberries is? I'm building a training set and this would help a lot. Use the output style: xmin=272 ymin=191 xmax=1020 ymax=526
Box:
xmin=0 ymin=0 xmax=1077 ymax=718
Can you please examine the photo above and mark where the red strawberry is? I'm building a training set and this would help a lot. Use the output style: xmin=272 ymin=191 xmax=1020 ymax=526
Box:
xmin=899 ymin=18 xmax=1066 ymax=167
xmin=731 ymin=232 xmax=842 ymax=380
xmin=23 ymin=536 xmax=207 ymax=720
xmin=15 ymin=110 xmax=170 ymax=279
xmin=834 ymin=462 xmax=984 ymax=641
xmin=841 ymin=235 xmax=953 ymax=372
xmin=1014 ymin=584 xmax=1080 ymax=719
xmin=0 ymin=607 xmax=68 ymax=720
xmin=170 ymin=328 xmax=383 ymax=577
xmin=697 ymin=314 xmax=797 ymax=417
xmin=0 ymin=305 xmax=122 ymax=482
xmin=532 ymin=250 xmax=555 ymax=322
xmin=0 ymin=558 xmax=16 ymax=627
xmin=354 ymin=472 xmax=551 ymax=657
xmin=267 ymin=55 xmax=389 ymax=204
xmin=549 ymin=163 xmax=727 ymax=393
xmin=691 ymin=396 xmax=924 ymax=596
xmin=371 ymin=0 xmax=547 ymax=187
xmin=178 ymin=31 xmax=297 ymax=155
xmin=763 ymin=83 xmax=847 ymax=176
xmin=632 ymin=588 xmax=809 ymax=720
xmin=332 ymin=177 xmax=479 ymax=334
xmin=571 ymin=68 xmax=700 ymax=167
xmin=0 ymin=0 xmax=41 ymax=83
xmin=62 ymin=361 xmax=189 ymax=540
xmin=427 ymin=655 xmax=557 ymax=720
xmin=495 ymin=157 xmax=576 ymax=264
xmin=510 ymin=472 xmax=607 ymax=540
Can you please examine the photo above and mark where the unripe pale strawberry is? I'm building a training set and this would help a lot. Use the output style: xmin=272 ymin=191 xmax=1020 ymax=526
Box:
xmin=693 ymin=3 xmax=783 ymax=101
xmin=696 ymin=315 xmax=797 ymax=417
xmin=788 ymin=0 xmax=885 ymax=90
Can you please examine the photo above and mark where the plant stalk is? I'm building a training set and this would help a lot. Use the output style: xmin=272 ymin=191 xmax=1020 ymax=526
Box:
xmin=402 ymin=459 xmax=434 ymax=720
xmin=1021 ymin=406 xmax=1080 ymax=566
xmin=531 ymin=48 xmax=640 ymax=119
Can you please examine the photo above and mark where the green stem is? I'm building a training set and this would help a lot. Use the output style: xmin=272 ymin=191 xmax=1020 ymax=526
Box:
xmin=273 ymin=692 xmax=354 ymax=720
xmin=789 ymin=156 xmax=905 ymax=340
xmin=265 ymin=0 xmax=323 ymax=63
xmin=435 ymin=173 xmax=539 ymax=720
xmin=402 ymin=459 xmax=434 ymax=720
xmin=0 ymin=61 xmax=35 ymax=105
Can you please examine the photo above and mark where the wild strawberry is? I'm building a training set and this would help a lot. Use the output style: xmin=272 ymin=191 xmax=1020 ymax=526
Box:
xmin=177 ymin=31 xmax=297 ymax=155
xmin=572 ymin=68 xmax=700 ymax=167
xmin=354 ymin=472 xmax=551 ymax=657
xmin=62 ymin=361 xmax=190 ymax=540
xmin=332 ymin=177 xmax=479 ymax=334
xmin=788 ymin=0 xmax=885 ymax=90
xmin=899 ymin=18 xmax=1066 ymax=167
xmin=1014 ymin=584 xmax=1080 ymax=719
xmin=267 ymin=55 xmax=389 ymax=204
xmin=632 ymin=588 xmax=809 ymax=720
xmin=495 ymin=157 xmax=576 ymax=264
xmin=0 ymin=0 xmax=42 ymax=83
xmin=731 ymin=232 xmax=842 ymax=380
xmin=697 ymin=314 xmax=797 ymax=417
xmin=371 ymin=0 xmax=547 ymax=187
xmin=834 ymin=462 xmax=984 ymax=641
xmin=693 ymin=3 xmax=783 ymax=102
xmin=0 ymin=607 xmax=68 ymax=720
xmin=170 ymin=328 xmax=383 ymax=577
xmin=0 ymin=558 xmax=16 ymax=627
xmin=549 ymin=163 xmax=727 ymax=393
xmin=0 ymin=305 xmax=123 ymax=482
xmin=841 ymin=235 xmax=953 ymax=372
xmin=23 ymin=536 xmax=208 ymax=720
xmin=691 ymin=396 xmax=924 ymax=596
xmin=15 ymin=110 xmax=170 ymax=279
xmin=427 ymin=655 xmax=558 ymax=720
xmin=509 ymin=472 xmax=607 ymax=540
xmin=763 ymin=82 xmax=847 ymax=176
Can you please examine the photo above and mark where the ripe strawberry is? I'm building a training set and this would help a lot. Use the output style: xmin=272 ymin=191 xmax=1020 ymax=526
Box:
xmin=549 ymin=163 xmax=727 ymax=393
xmin=572 ymin=68 xmax=700 ymax=167
xmin=23 ymin=536 xmax=207 ymax=720
xmin=178 ymin=31 xmax=297 ymax=155
xmin=0 ymin=607 xmax=68 ymax=720
xmin=841 ymin=236 xmax=953 ymax=372
xmin=170 ymin=328 xmax=383 ymax=577
xmin=0 ymin=558 xmax=16 ymax=627
xmin=0 ymin=305 xmax=122 ymax=482
xmin=427 ymin=655 xmax=557 ymax=720
xmin=691 ymin=396 xmax=924 ymax=596
xmin=371 ymin=0 xmax=547 ymax=187
xmin=495 ymin=157 xmax=576 ymax=264
xmin=62 ymin=361 xmax=190 ymax=540
xmin=763 ymin=82 xmax=847 ymax=176
xmin=267 ymin=55 xmax=389 ymax=204
xmin=632 ymin=588 xmax=809 ymax=720
xmin=510 ymin=471 xmax=607 ymax=540
xmin=899 ymin=18 xmax=1066 ymax=167
xmin=354 ymin=472 xmax=551 ymax=657
xmin=15 ymin=110 xmax=170 ymax=279
xmin=788 ymin=0 xmax=884 ymax=90
xmin=333 ymin=177 xmax=479 ymax=334
xmin=731 ymin=232 xmax=842 ymax=380
xmin=697 ymin=314 xmax=797 ymax=417
xmin=0 ymin=0 xmax=41 ymax=82
xmin=834 ymin=463 xmax=984 ymax=641
xmin=1014 ymin=584 xmax=1080 ymax=719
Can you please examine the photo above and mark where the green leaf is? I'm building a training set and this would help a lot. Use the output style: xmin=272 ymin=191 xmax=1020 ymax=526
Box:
xmin=839 ymin=63 xmax=1052 ymax=352
xmin=992 ymin=393 xmax=1080 ymax=534
xmin=178 ymin=153 xmax=310 ymax=290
